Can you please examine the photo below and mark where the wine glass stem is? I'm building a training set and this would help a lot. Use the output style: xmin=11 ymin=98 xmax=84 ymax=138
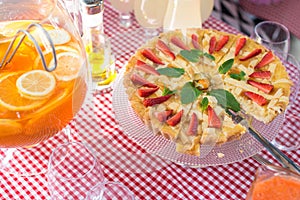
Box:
xmin=119 ymin=12 xmax=132 ymax=28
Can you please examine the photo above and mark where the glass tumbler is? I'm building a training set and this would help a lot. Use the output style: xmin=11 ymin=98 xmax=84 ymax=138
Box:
xmin=86 ymin=181 xmax=135 ymax=200
xmin=47 ymin=142 xmax=105 ymax=199
xmin=252 ymin=21 xmax=290 ymax=59
xmin=246 ymin=164 xmax=300 ymax=200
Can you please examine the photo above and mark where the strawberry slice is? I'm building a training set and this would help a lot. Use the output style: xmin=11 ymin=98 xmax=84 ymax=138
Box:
xmin=130 ymin=74 xmax=157 ymax=88
xmin=191 ymin=34 xmax=200 ymax=49
xmin=187 ymin=112 xmax=198 ymax=135
xmin=244 ymin=91 xmax=267 ymax=106
xmin=207 ymin=105 xmax=221 ymax=128
xmin=143 ymin=94 xmax=172 ymax=107
xmin=247 ymin=80 xmax=274 ymax=94
xmin=254 ymin=51 xmax=275 ymax=69
xmin=234 ymin=37 xmax=246 ymax=56
xmin=156 ymin=40 xmax=176 ymax=60
xmin=215 ymin=35 xmax=229 ymax=52
xmin=239 ymin=48 xmax=262 ymax=61
xmin=170 ymin=36 xmax=190 ymax=50
xmin=166 ymin=109 xmax=183 ymax=126
xmin=136 ymin=60 xmax=160 ymax=75
xmin=249 ymin=71 xmax=271 ymax=79
xmin=155 ymin=110 xmax=173 ymax=122
xmin=209 ymin=36 xmax=217 ymax=54
xmin=137 ymin=86 xmax=159 ymax=97
xmin=141 ymin=48 xmax=164 ymax=65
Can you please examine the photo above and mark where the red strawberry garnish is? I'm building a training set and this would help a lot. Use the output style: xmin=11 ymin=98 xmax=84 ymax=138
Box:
xmin=215 ymin=35 xmax=229 ymax=52
xmin=143 ymin=94 xmax=172 ymax=107
xmin=209 ymin=36 xmax=217 ymax=54
xmin=254 ymin=51 xmax=275 ymax=69
xmin=207 ymin=105 xmax=221 ymax=128
xmin=187 ymin=112 xmax=198 ymax=135
xmin=249 ymin=71 xmax=271 ymax=79
xmin=166 ymin=109 xmax=183 ymax=126
xmin=247 ymin=80 xmax=274 ymax=94
xmin=234 ymin=37 xmax=246 ymax=56
xmin=244 ymin=91 xmax=267 ymax=106
xmin=170 ymin=36 xmax=190 ymax=50
xmin=137 ymin=86 xmax=159 ymax=97
xmin=156 ymin=40 xmax=176 ymax=60
xmin=239 ymin=48 xmax=262 ymax=61
xmin=136 ymin=60 xmax=160 ymax=75
xmin=141 ymin=48 xmax=164 ymax=65
xmin=191 ymin=34 xmax=200 ymax=49
xmin=155 ymin=110 xmax=173 ymax=122
xmin=130 ymin=74 xmax=157 ymax=88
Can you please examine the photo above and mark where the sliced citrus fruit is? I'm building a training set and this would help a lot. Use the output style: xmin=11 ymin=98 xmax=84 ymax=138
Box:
xmin=16 ymin=70 xmax=56 ymax=99
xmin=0 ymin=119 xmax=22 ymax=136
xmin=0 ymin=72 xmax=47 ymax=111
xmin=33 ymin=45 xmax=79 ymax=69
xmin=50 ymin=52 xmax=82 ymax=81
xmin=0 ymin=20 xmax=36 ymax=37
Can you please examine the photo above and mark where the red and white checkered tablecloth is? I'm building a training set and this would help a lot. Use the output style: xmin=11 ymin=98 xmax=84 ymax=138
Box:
xmin=1 ymin=3 xmax=300 ymax=200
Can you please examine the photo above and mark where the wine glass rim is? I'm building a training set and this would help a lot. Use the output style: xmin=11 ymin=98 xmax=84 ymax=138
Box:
xmin=254 ymin=21 xmax=290 ymax=45
xmin=47 ymin=141 xmax=100 ymax=181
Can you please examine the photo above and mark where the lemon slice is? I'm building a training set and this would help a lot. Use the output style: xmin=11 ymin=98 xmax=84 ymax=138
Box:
xmin=33 ymin=45 xmax=79 ymax=69
xmin=50 ymin=52 xmax=82 ymax=81
xmin=16 ymin=70 xmax=56 ymax=99
xmin=0 ymin=72 xmax=47 ymax=111
xmin=47 ymin=29 xmax=71 ymax=45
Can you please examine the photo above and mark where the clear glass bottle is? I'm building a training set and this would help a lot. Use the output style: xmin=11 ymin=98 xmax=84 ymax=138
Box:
xmin=81 ymin=0 xmax=117 ymax=89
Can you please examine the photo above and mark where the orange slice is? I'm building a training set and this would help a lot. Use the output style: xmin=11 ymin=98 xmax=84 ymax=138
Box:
xmin=16 ymin=70 xmax=56 ymax=99
xmin=0 ymin=72 xmax=47 ymax=111
xmin=50 ymin=52 xmax=82 ymax=81
xmin=0 ymin=120 xmax=22 ymax=136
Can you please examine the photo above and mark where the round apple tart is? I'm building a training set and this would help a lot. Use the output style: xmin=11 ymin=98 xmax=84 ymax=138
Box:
xmin=123 ymin=29 xmax=292 ymax=156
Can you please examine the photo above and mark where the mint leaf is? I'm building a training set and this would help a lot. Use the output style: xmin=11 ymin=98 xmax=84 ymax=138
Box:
xmin=180 ymin=82 xmax=202 ymax=104
xmin=180 ymin=50 xmax=199 ymax=63
xmin=200 ymin=97 xmax=208 ymax=111
xmin=208 ymin=89 xmax=240 ymax=112
xmin=229 ymin=71 xmax=246 ymax=81
xmin=218 ymin=58 xmax=234 ymax=74
xmin=162 ymin=87 xmax=176 ymax=96
xmin=203 ymin=52 xmax=215 ymax=61
xmin=157 ymin=67 xmax=185 ymax=77
xmin=180 ymin=49 xmax=215 ymax=63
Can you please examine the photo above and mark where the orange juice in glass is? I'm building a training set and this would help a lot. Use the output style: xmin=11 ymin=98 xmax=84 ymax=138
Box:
xmin=0 ymin=0 xmax=89 ymax=148
xmin=247 ymin=164 xmax=300 ymax=200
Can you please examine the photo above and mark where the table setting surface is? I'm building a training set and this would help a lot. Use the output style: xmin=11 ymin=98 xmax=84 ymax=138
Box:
xmin=1 ymin=3 xmax=300 ymax=200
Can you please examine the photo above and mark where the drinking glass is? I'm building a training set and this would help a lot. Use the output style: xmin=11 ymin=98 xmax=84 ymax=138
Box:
xmin=47 ymin=142 xmax=105 ymax=200
xmin=0 ymin=0 xmax=90 ymax=176
xmin=86 ymin=181 xmax=135 ymax=200
xmin=134 ymin=0 xmax=168 ymax=38
xmin=246 ymin=164 xmax=300 ymax=200
xmin=272 ymin=52 xmax=300 ymax=151
xmin=252 ymin=21 xmax=290 ymax=59
xmin=110 ymin=0 xmax=135 ymax=28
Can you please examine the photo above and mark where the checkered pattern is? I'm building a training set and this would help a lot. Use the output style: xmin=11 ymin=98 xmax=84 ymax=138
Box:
xmin=1 ymin=2 xmax=300 ymax=200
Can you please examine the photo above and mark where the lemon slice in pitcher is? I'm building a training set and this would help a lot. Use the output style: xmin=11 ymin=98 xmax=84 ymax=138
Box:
xmin=49 ymin=52 xmax=82 ymax=81
xmin=16 ymin=70 xmax=56 ymax=99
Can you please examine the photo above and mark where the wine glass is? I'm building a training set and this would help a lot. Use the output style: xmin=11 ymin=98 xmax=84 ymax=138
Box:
xmin=134 ymin=0 xmax=168 ymax=38
xmin=110 ymin=0 xmax=135 ymax=28
xmin=0 ymin=0 xmax=90 ymax=176
xmin=47 ymin=142 xmax=104 ymax=199
xmin=271 ymin=52 xmax=300 ymax=151
xmin=252 ymin=21 xmax=290 ymax=59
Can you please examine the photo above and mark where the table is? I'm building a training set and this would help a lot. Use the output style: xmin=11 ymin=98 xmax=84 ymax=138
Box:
xmin=1 ymin=3 xmax=300 ymax=200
